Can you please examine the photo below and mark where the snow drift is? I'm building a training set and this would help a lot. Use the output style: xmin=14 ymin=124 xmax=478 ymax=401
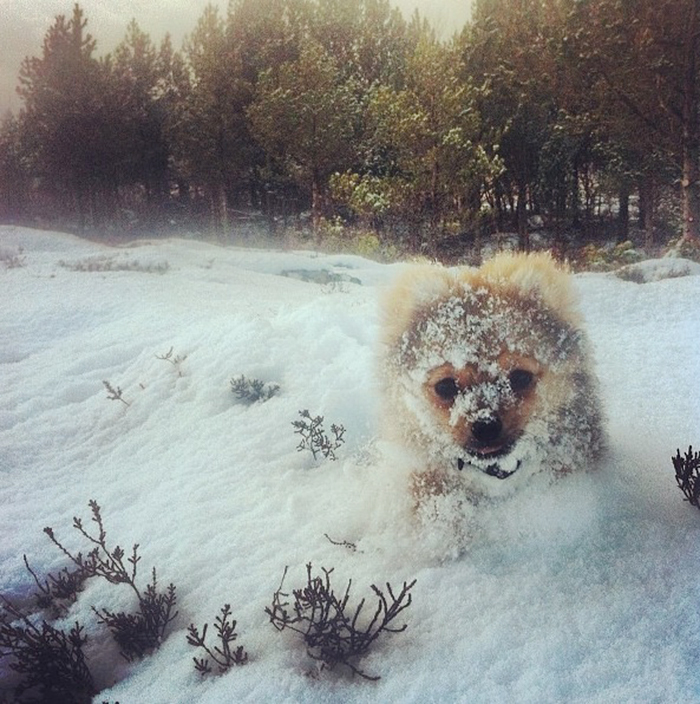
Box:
xmin=1 ymin=225 xmax=700 ymax=703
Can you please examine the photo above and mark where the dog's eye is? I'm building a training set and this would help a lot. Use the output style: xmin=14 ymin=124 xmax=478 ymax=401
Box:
xmin=509 ymin=369 xmax=534 ymax=393
xmin=434 ymin=377 xmax=460 ymax=401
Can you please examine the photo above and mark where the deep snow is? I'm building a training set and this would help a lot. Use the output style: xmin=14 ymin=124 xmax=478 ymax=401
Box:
xmin=1 ymin=225 xmax=699 ymax=703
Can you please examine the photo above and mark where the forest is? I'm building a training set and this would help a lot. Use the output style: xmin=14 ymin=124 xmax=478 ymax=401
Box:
xmin=0 ymin=0 xmax=699 ymax=260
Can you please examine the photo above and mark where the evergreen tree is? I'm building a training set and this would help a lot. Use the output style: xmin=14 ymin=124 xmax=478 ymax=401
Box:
xmin=567 ymin=0 xmax=700 ymax=244
xmin=17 ymin=4 xmax=120 ymax=228
xmin=0 ymin=113 xmax=30 ymax=218
xmin=177 ymin=4 xmax=254 ymax=235
xmin=331 ymin=28 xmax=500 ymax=248
xmin=247 ymin=39 xmax=359 ymax=230
xmin=112 ymin=20 xmax=171 ymax=217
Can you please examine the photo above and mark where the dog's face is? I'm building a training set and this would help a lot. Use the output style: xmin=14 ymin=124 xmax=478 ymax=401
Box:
xmin=381 ymin=254 xmax=603 ymax=496
xmin=424 ymin=350 xmax=541 ymax=480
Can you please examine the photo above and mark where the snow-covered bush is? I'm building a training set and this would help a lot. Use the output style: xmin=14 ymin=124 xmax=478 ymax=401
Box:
xmin=579 ymin=241 xmax=643 ymax=271
xmin=0 ymin=246 xmax=26 ymax=269
xmin=665 ymin=236 xmax=700 ymax=262
xmin=58 ymin=255 xmax=169 ymax=274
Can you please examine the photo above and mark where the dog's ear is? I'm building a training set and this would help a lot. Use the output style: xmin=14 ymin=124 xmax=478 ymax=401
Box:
xmin=478 ymin=252 xmax=579 ymax=324
xmin=381 ymin=264 xmax=455 ymax=348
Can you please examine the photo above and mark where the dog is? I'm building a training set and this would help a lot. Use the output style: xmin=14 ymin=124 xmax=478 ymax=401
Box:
xmin=379 ymin=252 xmax=604 ymax=503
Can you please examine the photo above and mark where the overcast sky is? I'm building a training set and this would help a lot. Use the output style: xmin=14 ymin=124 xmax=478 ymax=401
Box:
xmin=0 ymin=0 xmax=473 ymax=116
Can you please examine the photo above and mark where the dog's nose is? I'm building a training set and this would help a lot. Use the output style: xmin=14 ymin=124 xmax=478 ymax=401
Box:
xmin=471 ymin=415 xmax=503 ymax=446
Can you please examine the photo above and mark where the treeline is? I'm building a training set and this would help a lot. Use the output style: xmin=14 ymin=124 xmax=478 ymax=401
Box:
xmin=0 ymin=0 xmax=699 ymax=255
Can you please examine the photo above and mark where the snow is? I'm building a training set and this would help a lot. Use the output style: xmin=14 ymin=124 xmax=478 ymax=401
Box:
xmin=1 ymin=224 xmax=700 ymax=703
xmin=617 ymin=257 xmax=700 ymax=284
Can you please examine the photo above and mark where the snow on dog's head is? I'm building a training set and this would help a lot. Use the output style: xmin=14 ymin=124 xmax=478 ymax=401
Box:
xmin=380 ymin=252 xmax=604 ymax=501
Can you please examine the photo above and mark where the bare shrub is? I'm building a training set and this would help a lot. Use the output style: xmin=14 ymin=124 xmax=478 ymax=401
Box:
xmin=266 ymin=563 xmax=416 ymax=680
xmin=292 ymin=411 xmax=345 ymax=461
xmin=0 ymin=601 xmax=95 ymax=704
xmin=44 ymin=500 xmax=178 ymax=661
xmin=156 ymin=347 xmax=188 ymax=377
xmin=673 ymin=446 xmax=700 ymax=508
xmin=102 ymin=381 xmax=130 ymax=407
xmin=186 ymin=604 xmax=248 ymax=676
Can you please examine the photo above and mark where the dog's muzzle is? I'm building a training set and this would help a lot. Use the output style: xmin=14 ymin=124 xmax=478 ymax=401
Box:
xmin=457 ymin=448 xmax=522 ymax=479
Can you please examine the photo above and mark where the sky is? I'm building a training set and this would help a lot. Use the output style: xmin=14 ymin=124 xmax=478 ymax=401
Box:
xmin=0 ymin=0 xmax=474 ymax=117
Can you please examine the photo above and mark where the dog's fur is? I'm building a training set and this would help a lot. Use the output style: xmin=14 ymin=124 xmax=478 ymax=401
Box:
xmin=380 ymin=252 xmax=604 ymax=502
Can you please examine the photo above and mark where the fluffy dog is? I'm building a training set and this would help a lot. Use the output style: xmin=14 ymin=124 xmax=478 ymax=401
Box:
xmin=380 ymin=252 xmax=604 ymax=502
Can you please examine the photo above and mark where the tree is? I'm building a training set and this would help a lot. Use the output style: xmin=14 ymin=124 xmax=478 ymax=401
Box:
xmin=462 ymin=0 xmax=564 ymax=248
xmin=227 ymin=0 xmax=307 ymax=84
xmin=0 ymin=112 xmax=30 ymax=218
xmin=332 ymin=30 xmax=500 ymax=248
xmin=177 ymin=4 xmax=254 ymax=235
xmin=310 ymin=0 xmax=409 ymax=88
xmin=567 ymin=0 xmax=700 ymax=245
xmin=15 ymin=4 xmax=134 ymax=229
xmin=247 ymin=40 xmax=359 ymax=230
xmin=112 ymin=20 xmax=171 ymax=216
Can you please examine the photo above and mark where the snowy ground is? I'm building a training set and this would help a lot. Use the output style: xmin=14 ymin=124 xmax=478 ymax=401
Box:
xmin=1 ymin=225 xmax=700 ymax=703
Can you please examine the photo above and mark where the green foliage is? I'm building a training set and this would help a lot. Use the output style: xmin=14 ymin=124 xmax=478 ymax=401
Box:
xmin=578 ymin=241 xmax=643 ymax=271
xmin=292 ymin=410 xmax=346 ymax=461
xmin=248 ymin=39 xmax=359 ymax=227
xmin=266 ymin=563 xmax=416 ymax=680
xmin=2 ymin=0 xmax=699 ymax=249
xmin=665 ymin=235 xmax=700 ymax=262
xmin=330 ymin=33 xmax=502 ymax=242
xmin=177 ymin=4 xmax=254 ymax=233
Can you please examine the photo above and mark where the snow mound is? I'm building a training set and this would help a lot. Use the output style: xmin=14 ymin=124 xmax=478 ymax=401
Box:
xmin=616 ymin=256 xmax=700 ymax=283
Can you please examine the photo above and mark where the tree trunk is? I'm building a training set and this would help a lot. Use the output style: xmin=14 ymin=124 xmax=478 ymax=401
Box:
xmin=218 ymin=183 xmax=229 ymax=241
xmin=617 ymin=182 xmax=630 ymax=243
xmin=681 ymin=0 xmax=700 ymax=243
xmin=311 ymin=169 xmax=321 ymax=235
xmin=639 ymin=176 xmax=655 ymax=249
xmin=516 ymin=183 xmax=529 ymax=251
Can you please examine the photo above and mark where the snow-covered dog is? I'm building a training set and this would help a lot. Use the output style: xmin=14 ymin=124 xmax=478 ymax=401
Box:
xmin=380 ymin=252 xmax=604 ymax=503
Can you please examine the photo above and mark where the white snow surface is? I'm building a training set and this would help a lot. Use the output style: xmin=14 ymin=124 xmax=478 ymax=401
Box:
xmin=1 ymin=225 xmax=700 ymax=703
xmin=618 ymin=256 xmax=700 ymax=283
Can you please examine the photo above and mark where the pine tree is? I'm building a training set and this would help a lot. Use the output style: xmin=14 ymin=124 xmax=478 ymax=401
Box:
xmin=177 ymin=4 xmax=254 ymax=236
xmin=247 ymin=39 xmax=359 ymax=231
xmin=113 ymin=20 xmax=171 ymax=217
xmin=17 ymin=3 xmax=119 ymax=229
